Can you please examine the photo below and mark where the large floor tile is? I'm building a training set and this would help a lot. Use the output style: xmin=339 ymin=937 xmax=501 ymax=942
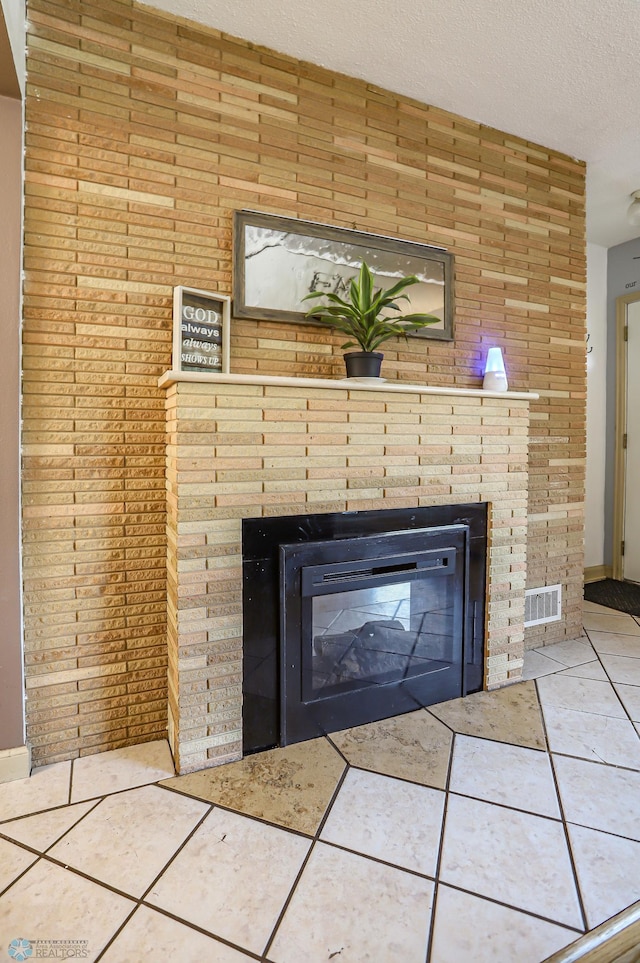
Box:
xmin=583 ymin=601 xmax=625 ymax=615
xmin=0 ymin=762 xmax=71 ymax=822
xmin=583 ymin=613 xmax=640 ymax=636
xmin=267 ymin=842 xmax=433 ymax=963
xmin=0 ymin=838 xmax=37 ymax=893
xmin=568 ymin=823 xmax=640 ymax=929
xmin=161 ymin=738 xmax=344 ymax=835
xmin=439 ymin=794 xmax=582 ymax=928
xmin=147 ymin=807 xmax=310 ymax=956
xmin=532 ymin=638 xmax=597 ymax=668
xmin=588 ymin=631 xmax=640 ymax=659
xmin=0 ymin=859 xmax=134 ymax=962
xmin=522 ymin=649 xmax=562 ymax=681
xmin=614 ymin=683 xmax=640 ymax=722
xmin=429 ymin=884 xmax=577 ymax=963
xmin=100 ymin=906 xmax=254 ymax=962
xmin=558 ymin=661 xmax=609 ymax=681
xmin=330 ymin=710 xmax=452 ymax=789
xmin=542 ymin=704 xmax=640 ymax=769
xmin=536 ymin=674 xmax=626 ymax=718
xmin=599 ymin=653 xmax=640 ymax=686
xmin=0 ymin=800 xmax=97 ymax=853
xmin=449 ymin=735 xmax=560 ymax=817
xmin=553 ymin=754 xmax=640 ymax=841
xmin=70 ymin=740 xmax=174 ymax=802
xmin=320 ymin=768 xmax=444 ymax=876
xmin=48 ymin=785 xmax=208 ymax=897
xmin=428 ymin=681 xmax=546 ymax=750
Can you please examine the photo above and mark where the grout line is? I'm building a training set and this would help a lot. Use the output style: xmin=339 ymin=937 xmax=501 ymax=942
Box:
xmin=63 ymin=777 xmax=180 ymax=808
xmin=56 ymin=801 xmax=264 ymax=963
xmin=324 ymin=732 xmax=350 ymax=767
xmin=424 ymin=724 xmax=456 ymax=962
xmin=535 ymin=646 xmax=640 ymax=767
xmin=0 ymin=833 xmax=48 ymax=860
xmin=92 ymin=904 xmax=139 ymax=963
xmin=136 ymin=903 xmax=265 ymax=962
xmin=0 ymin=799 xmax=83 ymax=828
xmin=434 ymin=879 xmax=585 ymax=936
xmin=138 ymin=803 xmax=213 ymax=905
xmin=548 ymin=748 xmax=640 ymax=775
xmin=445 ymin=787 xmax=563 ymax=823
xmin=344 ymin=761 xmax=448 ymax=791
xmin=586 ymin=642 xmax=640 ymax=730
xmin=425 ymin=725 xmax=548 ymax=755
xmin=260 ymin=838 xmax=317 ymax=960
xmin=0 ymin=774 xmax=177 ymax=829
xmin=41 ymin=797 xmax=104 ymax=855
xmin=540 ymin=680 xmax=590 ymax=935
xmin=0 ymin=854 xmax=42 ymax=901
xmin=261 ymin=760 xmax=351 ymax=960
xmin=157 ymin=782 xmax=317 ymax=841
xmin=560 ymin=817 xmax=640 ymax=847
xmin=38 ymin=850 xmax=147 ymax=900
xmin=316 ymin=836 xmax=438 ymax=884
xmin=423 ymin=706 xmax=457 ymax=735
xmin=314 ymin=759 xmax=350 ymax=840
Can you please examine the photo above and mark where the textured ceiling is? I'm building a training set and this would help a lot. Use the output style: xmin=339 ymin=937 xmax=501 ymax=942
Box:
xmin=138 ymin=0 xmax=640 ymax=249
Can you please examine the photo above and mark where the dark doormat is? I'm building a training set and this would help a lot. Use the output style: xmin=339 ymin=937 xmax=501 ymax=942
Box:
xmin=584 ymin=578 xmax=640 ymax=616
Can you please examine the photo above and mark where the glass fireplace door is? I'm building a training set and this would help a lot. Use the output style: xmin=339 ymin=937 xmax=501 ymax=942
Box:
xmin=280 ymin=525 xmax=469 ymax=744
xmin=305 ymin=550 xmax=458 ymax=700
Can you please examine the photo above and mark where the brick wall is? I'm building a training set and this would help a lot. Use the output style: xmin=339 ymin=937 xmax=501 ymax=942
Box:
xmin=23 ymin=0 xmax=586 ymax=765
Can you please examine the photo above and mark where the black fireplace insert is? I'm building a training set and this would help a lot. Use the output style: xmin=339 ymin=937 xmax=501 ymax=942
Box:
xmin=242 ymin=504 xmax=487 ymax=753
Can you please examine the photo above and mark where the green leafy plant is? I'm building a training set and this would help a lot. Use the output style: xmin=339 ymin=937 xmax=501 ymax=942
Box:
xmin=303 ymin=260 xmax=441 ymax=352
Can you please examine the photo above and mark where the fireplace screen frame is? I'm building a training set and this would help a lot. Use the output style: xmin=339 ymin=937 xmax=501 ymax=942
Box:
xmin=280 ymin=525 xmax=470 ymax=745
xmin=242 ymin=503 xmax=488 ymax=755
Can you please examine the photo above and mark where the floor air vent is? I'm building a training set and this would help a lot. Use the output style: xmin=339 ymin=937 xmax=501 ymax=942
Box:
xmin=524 ymin=584 xmax=562 ymax=627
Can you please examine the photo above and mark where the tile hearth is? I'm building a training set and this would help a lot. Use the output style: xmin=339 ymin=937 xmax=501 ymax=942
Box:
xmin=1 ymin=600 xmax=639 ymax=961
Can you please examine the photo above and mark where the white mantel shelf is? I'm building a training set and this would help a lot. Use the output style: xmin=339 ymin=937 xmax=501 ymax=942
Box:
xmin=158 ymin=370 xmax=539 ymax=401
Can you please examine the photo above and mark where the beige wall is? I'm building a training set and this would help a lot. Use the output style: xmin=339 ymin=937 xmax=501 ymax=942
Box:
xmin=0 ymin=94 xmax=24 ymax=751
xmin=22 ymin=0 xmax=586 ymax=765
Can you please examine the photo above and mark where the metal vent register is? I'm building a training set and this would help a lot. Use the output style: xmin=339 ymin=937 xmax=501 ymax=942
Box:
xmin=524 ymin=584 xmax=562 ymax=627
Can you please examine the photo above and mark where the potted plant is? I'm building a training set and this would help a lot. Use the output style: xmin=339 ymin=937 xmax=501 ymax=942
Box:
xmin=303 ymin=260 xmax=441 ymax=378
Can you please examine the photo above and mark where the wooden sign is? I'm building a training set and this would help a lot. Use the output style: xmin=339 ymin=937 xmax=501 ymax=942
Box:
xmin=172 ymin=286 xmax=230 ymax=373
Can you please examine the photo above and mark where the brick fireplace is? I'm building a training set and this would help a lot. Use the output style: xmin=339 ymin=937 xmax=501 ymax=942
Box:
xmin=161 ymin=371 xmax=535 ymax=774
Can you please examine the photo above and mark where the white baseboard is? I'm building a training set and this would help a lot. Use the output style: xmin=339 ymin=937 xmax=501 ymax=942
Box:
xmin=0 ymin=745 xmax=31 ymax=784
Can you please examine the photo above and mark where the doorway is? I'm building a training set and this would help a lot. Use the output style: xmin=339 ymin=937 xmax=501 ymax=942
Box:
xmin=613 ymin=293 xmax=640 ymax=582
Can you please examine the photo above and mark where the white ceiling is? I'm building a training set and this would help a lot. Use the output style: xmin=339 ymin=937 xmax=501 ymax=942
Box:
xmin=140 ymin=0 xmax=640 ymax=249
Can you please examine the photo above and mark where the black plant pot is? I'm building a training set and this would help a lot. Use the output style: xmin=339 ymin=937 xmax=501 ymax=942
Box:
xmin=343 ymin=351 xmax=384 ymax=378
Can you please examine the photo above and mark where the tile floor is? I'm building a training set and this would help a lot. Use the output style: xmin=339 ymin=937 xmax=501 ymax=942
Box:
xmin=1 ymin=600 xmax=640 ymax=962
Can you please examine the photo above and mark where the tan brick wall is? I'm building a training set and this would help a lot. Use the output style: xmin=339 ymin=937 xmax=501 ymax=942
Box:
xmin=167 ymin=380 xmax=532 ymax=773
xmin=22 ymin=0 xmax=586 ymax=765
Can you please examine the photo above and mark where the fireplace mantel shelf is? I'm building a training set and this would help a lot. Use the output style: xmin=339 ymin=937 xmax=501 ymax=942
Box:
xmin=158 ymin=370 xmax=539 ymax=401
